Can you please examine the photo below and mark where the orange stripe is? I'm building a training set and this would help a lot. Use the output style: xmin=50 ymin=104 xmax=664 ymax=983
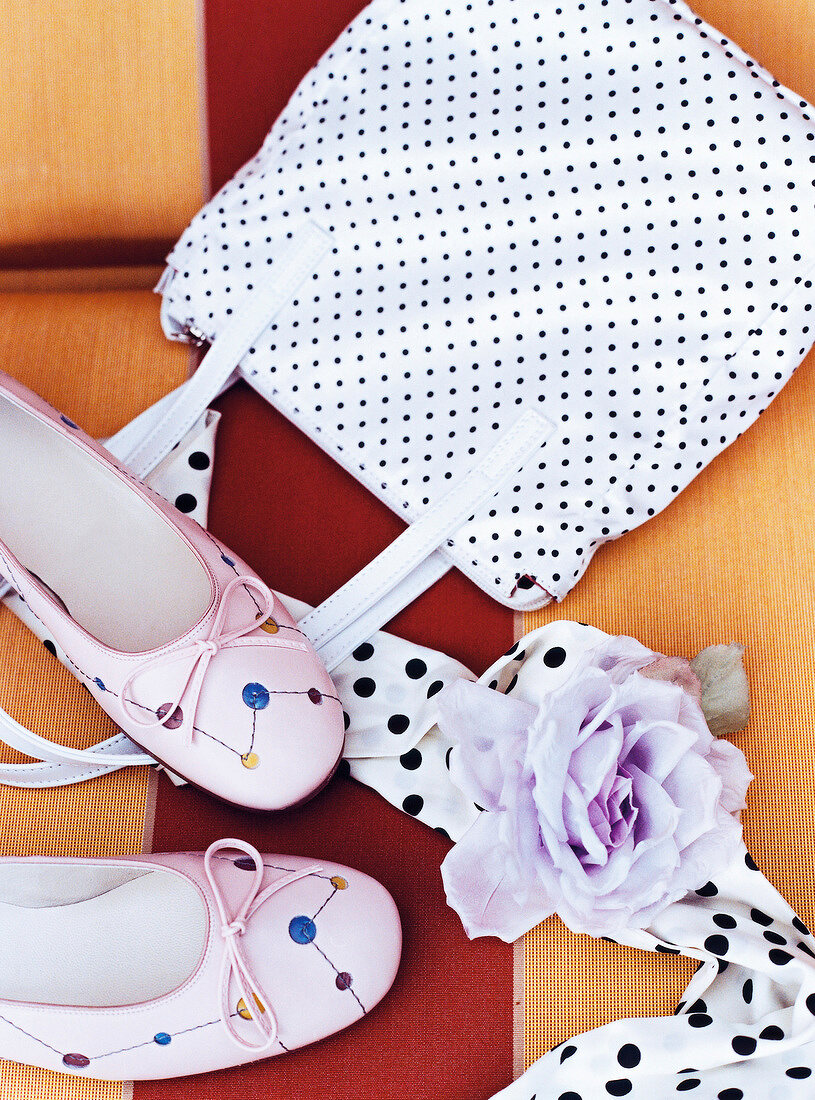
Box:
xmin=0 ymin=0 xmax=203 ymax=267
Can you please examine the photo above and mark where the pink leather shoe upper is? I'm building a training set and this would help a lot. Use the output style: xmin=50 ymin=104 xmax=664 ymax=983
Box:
xmin=0 ymin=841 xmax=402 ymax=1079
xmin=0 ymin=371 xmax=345 ymax=809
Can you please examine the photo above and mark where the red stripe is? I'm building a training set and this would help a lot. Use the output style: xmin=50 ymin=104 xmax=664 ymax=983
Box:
xmin=137 ymin=2 xmax=516 ymax=1094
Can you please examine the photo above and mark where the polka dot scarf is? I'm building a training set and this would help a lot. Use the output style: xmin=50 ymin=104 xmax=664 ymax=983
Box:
xmin=491 ymin=848 xmax=815 ymax=1099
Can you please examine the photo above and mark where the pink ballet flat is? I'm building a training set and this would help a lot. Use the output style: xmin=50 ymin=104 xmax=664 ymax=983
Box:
xmin=0 ymin=371 xmax=345 ymax=809
xmin=0 ymin=839 xmax=402 ymax=1079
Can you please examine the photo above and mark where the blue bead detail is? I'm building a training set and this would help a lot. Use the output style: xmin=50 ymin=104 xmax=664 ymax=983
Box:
xmin=289 ymin=915 xmax=317 ymax=944
xmin=221 ymin=554 xmax=235 ymax=567
xmin=60 ymin=415 xmax=79 ymax=430
xmin=242 ymin=682 xmax=270 ymax=710
xmin=93 ymin=677 xmax=106 ymax=691
xmin=153 ymin=1033 xmax=172 ymax=1046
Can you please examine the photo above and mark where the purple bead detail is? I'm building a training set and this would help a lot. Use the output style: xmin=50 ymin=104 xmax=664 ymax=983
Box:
xmin=308 ymin=688 xmax=323 ymax=705
xmin=62 ymin=1053 xmax=90 ymax=1068
xmin=336 ymin=972 xmax=353 ymax=991
xmin=234 ymin=856 xmax=257 ymax=871
xmin=156 ymin=703 xmax=184 ymax=730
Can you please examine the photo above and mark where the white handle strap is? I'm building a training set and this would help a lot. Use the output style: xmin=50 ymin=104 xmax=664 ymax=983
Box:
xmin=299 ymin=410 xmax=554 ymax=669
xmin=0 ymin=710 xmax=153 ymax=788
xmin=119 ymin=220 xmax=334 ymax=479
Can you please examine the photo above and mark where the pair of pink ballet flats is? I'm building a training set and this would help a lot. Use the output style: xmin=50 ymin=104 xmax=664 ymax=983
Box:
xmin=0 ymin=372 xmax=402 ymax=1079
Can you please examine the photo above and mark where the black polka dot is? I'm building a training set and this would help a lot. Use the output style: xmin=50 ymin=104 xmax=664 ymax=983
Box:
xmin=559 ymin=1094 xmax=583 ymax=1100
xmin=769 ymin=948 xmax=793 ymax=965
xmin=543 ymin=646 xmax=566 ymax=668
xmin=174 ymin=493 xmax=197 ymax=513
xmin=399 ymin=748 xmax=422 ymax=770
xmin=763 ymin=929 xmax=787 ymax=945
xmin=560 ymin=1045 xmax=577 ymax=1064
xmin=188 ymin=450 xmax=210 ymax=470
xmin=786 ymin=1067 xmax=813 ymax=1079
xmin=353 ymin=677 xmax=376 ymax=698
xmin=43 ymin=639 xmax=57 ymax=656
xmin=717 ymin=1090 xmax=743 ymax=1100
xmin=750 ymin=907 xmax=773 ymax=926
xmin=759 ymin=1025 xmax=784 ymax=1041
xmin=731 ymin=1035 xmax=757 ymax=1056
xmin=605 ymin=1081 xmax=632 ymax=1097
xmin=695 ymin=881 xmax=718 ymax=897
xmin=712 ymin=913 xmax=737 ymax=929
xmin=704 ymin=934 xmax=729 ymax=956
xmin=793 ymin=916 xmax=811 ymax=936
xmin=353 ymin=642 xmax=375 ymax=661
xmin=336 ymin=758 xmax=351 ymax=780
xmin=744 ymin=852 xmax=759 ymax=871
xmin=387 ymin=714 xmax=410 ymax=734
xmin=677 ymin=1081 xmax=700 ymax=1093
xmin=807 ymin=992 xmax=815 ymax=1015
xmin=742 ymin=979 xmax=753 ymax=1004
xmin=405 ymin=659 xmax=427 ymax=679
xmin=427 ymin=679 xmax=444 ymax=698
xmin=687 ymin=1014 xmax=713 ymax=1028
xmin=616 ymin=1044 xmax=640 ymax=1069
xmin=687 ymin=1000 xmax=707 ymax=1015
xmin=402 ymin=794 xmax=424 ymax=816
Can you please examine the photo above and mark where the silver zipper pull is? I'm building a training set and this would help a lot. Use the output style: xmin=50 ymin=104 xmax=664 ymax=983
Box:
xmin=176 ymin=319 xmax=209 ymax=347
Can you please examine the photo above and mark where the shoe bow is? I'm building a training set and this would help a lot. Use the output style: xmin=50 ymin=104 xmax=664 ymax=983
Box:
xmin=120 ymin=575 xmax=277 ymax=746
xmin=204 ymin=838 xmax=323 ymax=1052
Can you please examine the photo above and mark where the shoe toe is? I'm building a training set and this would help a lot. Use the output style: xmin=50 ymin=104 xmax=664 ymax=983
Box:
xmin=239 ymin=857 xmax=402 ymax=1051
xmin=189 ymin=643 xmax=345 ymax=810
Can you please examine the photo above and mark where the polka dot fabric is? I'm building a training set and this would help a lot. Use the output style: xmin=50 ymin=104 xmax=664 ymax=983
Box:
xmin=136 ymin=409 xmax=219 ymax=529
xmin=161 ymin=0 xmax=815 ymax=610
xmin=491 ymin=846 xmax=815 ymax=1099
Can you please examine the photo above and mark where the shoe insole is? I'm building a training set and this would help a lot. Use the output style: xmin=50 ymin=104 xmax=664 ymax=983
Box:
xmin=0 ymin=865 xmax=207 ymax=1007
xmin=0 ymin=394 xmax=213 ymax=653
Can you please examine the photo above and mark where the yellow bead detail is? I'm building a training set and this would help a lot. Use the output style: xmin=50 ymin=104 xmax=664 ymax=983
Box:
xmin=241 ymin=752 xmax=260 ymax=770
xmin=236 ymin=994 xmax=266 ymax=1020
xmin=330 ymin=875 xmax=348 ymax=890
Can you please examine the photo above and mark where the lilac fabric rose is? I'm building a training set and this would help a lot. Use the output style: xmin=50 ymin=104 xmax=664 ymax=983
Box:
xmin=438 ymin=631 xmax=752 ymax=942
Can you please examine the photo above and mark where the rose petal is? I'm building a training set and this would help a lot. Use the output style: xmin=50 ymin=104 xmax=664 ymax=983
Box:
xmin=622 ymin=719 xmax=699 ymax=784
xmin=661 ymin=751 xmax=722 ymax=850
xmin=439 ymin=680 xmax=537 ymax=808
xmin=706 ymin=737 xmax=752 ymax=813
xmin=441 ymin=812 xmax=556 ymax=942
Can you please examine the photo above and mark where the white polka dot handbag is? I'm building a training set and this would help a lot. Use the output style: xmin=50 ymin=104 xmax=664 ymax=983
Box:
xmin=124 ymin=0 xmax=814 ymax=668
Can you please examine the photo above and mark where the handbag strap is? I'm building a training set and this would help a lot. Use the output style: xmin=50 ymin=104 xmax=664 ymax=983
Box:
xmin=301 ymin=410 xmax=554 ymax=670
xmin=115 ymin=220 xmax=334 ymax=479
xmin=0 ymin=719 xmax=153 ymax=788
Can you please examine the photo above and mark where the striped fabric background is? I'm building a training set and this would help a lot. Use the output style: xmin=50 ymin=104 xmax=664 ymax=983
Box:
xmin=0 ymin=0 xmax=812 ymax=1097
